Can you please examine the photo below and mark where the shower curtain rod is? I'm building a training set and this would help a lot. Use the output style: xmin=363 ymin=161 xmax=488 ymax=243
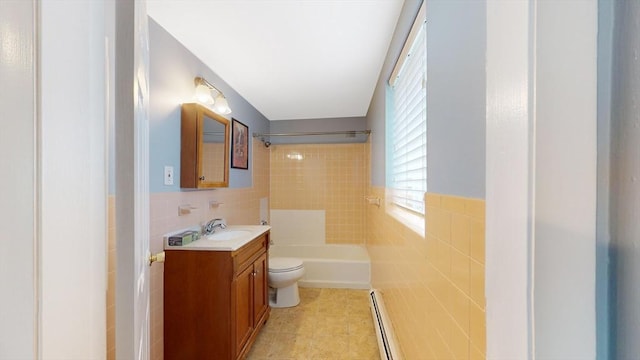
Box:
xmin=252 ymin=130 xmax=371 ymax=137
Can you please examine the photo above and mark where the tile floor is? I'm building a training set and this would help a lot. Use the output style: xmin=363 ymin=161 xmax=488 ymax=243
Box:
xmin=246 ymin=288 xmax=380 ymax=360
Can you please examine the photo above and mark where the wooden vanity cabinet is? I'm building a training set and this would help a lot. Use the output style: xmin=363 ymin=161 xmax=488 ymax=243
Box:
xmin=164 ymin=232 xmax=270 ymax=360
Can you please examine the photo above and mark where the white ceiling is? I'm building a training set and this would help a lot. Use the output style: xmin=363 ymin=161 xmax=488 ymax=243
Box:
xmin=147 ymin=0 xmax=404 ymax=121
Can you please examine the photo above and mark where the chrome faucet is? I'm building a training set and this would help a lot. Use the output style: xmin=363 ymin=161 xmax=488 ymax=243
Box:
xmin=203 ymin=218 xmax=226 ymax=235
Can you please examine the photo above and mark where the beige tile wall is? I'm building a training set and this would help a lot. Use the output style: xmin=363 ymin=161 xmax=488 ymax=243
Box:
xmin=111 ymin=136 xmax=485 ymax=359
xmin=146 ymin=138 xmax=269 ymax=360
xmin=201 ymin=142 xmax=226 ymax=182
xmin=270 ymin=144 xmax=367 ymax=244
xmin=367 ymin=187 xmax=486 ymax=360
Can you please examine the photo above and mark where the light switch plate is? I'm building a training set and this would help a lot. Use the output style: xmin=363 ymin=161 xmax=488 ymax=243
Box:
xmin=164 ymin=166 xmax=174 ymax=185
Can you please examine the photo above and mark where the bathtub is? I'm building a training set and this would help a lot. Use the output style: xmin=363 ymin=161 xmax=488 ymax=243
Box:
xmin=269 ymin=244 xmax=371 ymax=289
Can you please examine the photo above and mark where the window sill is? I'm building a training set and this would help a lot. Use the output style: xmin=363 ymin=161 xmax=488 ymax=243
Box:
xmin=386 ymin=204 xmax=425 ymax=238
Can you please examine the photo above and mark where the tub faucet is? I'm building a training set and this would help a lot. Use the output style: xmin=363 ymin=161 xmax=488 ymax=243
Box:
xmin=204 ymin=218 xmax=226 ymax=235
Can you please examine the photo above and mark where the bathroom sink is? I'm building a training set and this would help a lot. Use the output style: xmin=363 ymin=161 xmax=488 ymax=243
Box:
xmin=206 ymin=230 xmax=252 ymax=241
xmin=164 ymin=225 xmax=270 ymax=251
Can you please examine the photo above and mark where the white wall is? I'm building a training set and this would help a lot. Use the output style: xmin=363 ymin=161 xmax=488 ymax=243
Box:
xmin=532 ymin=1 xmax=597 ymax=358
xmin=0 ymin=1 xmax=36 ymax=358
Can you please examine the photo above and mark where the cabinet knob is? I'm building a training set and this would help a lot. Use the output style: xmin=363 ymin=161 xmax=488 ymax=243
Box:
xmin=199 ymin=176 xmax=205 ymax=181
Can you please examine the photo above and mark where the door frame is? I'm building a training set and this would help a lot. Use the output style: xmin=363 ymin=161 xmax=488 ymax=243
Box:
xmin=0 ymin=1 xmax=38 ymax=357
xmin=114 ymin=0 xmax=151 ymax=359
xmin=486 ymin=1 xmax=598 ymax=358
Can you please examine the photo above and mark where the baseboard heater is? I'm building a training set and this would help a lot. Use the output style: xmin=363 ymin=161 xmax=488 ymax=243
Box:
xmin=369 ymin=289 xmax=402 ymax=360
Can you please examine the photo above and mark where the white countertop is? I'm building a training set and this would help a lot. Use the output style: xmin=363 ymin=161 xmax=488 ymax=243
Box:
xmin=164 ymin=225 xmax=270 ymax=251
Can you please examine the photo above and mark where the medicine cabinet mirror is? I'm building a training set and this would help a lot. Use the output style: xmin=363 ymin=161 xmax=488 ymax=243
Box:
xmin=180 ymin=103 xmax=230 ymax=188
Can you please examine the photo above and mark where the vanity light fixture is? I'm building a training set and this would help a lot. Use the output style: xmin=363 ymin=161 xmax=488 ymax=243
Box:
xmin=194 ymin=76 xmax=232 ymax=115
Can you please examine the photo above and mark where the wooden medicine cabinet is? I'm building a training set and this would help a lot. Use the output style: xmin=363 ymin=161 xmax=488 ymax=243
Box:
xmin=181 ymin=103 xmax=230 ymax=188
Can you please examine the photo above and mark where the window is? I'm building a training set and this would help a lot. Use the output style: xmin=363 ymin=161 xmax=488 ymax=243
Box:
xmin=388 ymin=11 xmax=426 ymax=215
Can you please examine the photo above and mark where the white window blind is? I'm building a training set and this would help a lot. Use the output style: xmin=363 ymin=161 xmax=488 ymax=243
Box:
xmin=389 ymin=21 xmax=426 ymax=214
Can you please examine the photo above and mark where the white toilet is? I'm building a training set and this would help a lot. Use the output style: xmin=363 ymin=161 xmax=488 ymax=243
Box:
xmin=268 ymin=257 xmax=305 ymax=308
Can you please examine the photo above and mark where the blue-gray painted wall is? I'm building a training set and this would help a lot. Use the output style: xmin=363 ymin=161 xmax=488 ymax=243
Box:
xmin=425 ymin=0 xmax=485 ymax=199
xmin=366 ymin=0 xmax=486 ymax=199
xmin=366 ymin=0 xmax=422 ymax=187
xmin=609 ymin=0 xmax=640 ymax=358
xmin=149 ymin=18 xmax=270 ymax=192
xmin=597 ymin=1 xmax=613 ymax=359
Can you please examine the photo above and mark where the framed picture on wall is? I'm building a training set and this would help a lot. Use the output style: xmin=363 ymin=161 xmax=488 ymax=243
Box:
xmin=231 ymin=118 xmax=249 ymax=169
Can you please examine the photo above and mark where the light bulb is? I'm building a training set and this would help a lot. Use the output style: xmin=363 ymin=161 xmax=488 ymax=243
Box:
xmin=195 ymin=84 xmax=214 ymax=105
xmin=213 ymin=94 xmax=231 ymax=115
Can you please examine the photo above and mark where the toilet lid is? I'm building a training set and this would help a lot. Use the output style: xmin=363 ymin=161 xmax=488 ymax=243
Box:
xmin=269 ymin=257 xmax=303 ymax=273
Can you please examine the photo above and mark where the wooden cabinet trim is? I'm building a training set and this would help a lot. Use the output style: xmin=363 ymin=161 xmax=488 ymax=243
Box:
xmin=232 ymin=233 xmax=267 ymax=275
xmin=180 ymin=103 xmax=230 ymax=189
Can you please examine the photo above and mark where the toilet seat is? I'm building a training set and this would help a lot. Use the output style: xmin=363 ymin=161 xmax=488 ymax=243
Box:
xmin=269 ymin=257 xmax=303 ymax=273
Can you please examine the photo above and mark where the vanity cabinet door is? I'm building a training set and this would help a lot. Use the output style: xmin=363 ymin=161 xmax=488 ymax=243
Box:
xmin=233 ymin=251 xmax=270 ymax=358
xmin=253 ymin=253 xmax=269 ymax=324
xmin=234 ymin=264 xmax=254 ymax=355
